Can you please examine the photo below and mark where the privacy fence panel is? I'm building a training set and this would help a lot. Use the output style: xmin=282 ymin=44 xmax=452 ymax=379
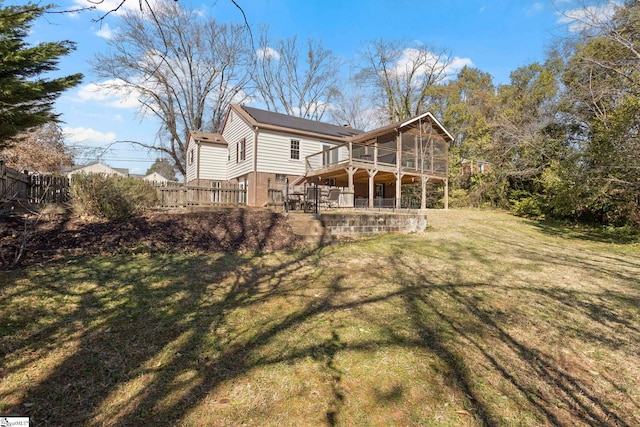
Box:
xmin=157 ymin=184 xmax=246 ymax=208
xmin=1 ymin=163 xmax=30 ymax=202
xmin=29 ymin=174 xmax=70 ymax=203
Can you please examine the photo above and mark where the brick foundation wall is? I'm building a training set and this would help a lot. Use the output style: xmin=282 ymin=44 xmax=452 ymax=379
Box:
xmin=253 ymin=172 xmax=301 ymax=207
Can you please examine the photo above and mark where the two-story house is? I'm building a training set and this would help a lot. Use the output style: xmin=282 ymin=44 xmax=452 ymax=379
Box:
xmin=186 ymin=104 xmax=453 ymax=209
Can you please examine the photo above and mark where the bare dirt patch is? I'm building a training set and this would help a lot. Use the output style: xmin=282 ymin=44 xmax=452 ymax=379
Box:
xmin=1 ymin=208 xmax=302 ymax=268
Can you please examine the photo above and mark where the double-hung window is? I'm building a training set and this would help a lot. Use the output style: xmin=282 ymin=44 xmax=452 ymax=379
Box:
xmin=290 ymin=139 xmax=300 ymax=160
xmin=237 ymin=138 xmax=246 ymax=162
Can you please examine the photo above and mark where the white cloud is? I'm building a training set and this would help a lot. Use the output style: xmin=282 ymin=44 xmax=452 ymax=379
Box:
xmin=393 ymin=48 xmax=473 ymax=82
xmin=448 ymin=57 xmax=474 ymax=73
xmin=73 ymin=0 xmax=165 ymax=16
xmin=557 ymin=1 xmax=621 ymax=33
xmin=94 ymin=23 xmax=115 ymax=40
xmin=256 ymin=46 xmax=281 ymax=61
xmin=528 ymin=2 xmax=544 ymax=14
xmin=63 ymin=126 xmax=116 ymax=144
xmin=76 ymin=80 xmax=141 ymax=109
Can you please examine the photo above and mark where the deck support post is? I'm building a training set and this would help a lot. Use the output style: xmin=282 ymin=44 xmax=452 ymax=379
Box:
xmin=347 ymin=166 xmax=355 ymax=193
xmin=368 ymin=169 xmax=377 ymax=208
xmin=421 ymin=176 xmax=429 ymax=210
xmin=394 ymin=172 xmax=403 ymax=209
xmin=444 ymin=179 xmax=449 ymax=210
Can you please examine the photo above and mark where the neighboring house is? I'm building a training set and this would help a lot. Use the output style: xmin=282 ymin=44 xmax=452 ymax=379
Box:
xmin=63 ymin=162 xmax=128 ymax=179
xmin=461 ymin=159 xmax=491 ymax=176
xmin=187 ymin=104 xmax=453 ymax=209
xmin=142 ymin=171 xmax=170 ymax=185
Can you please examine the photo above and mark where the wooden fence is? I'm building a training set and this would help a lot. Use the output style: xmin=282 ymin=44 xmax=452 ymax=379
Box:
xmin=1 ymin=163 xmax=71 ymax=206
xmin=1 ymin=163 xmax=247 ymax=209
xmin=0 ymin=162 xmax=31 ymax=202
xmin=156 ymin=184 xmax=246 ymax=208
xmin=29 ymin=174 xmax=70 ymax=203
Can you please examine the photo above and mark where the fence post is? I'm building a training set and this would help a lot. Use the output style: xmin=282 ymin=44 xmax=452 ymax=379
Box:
xmin=285 ymin=177 xmax=289 ymax=213
xmin=314 ymin=181 xmax=318 ymax=215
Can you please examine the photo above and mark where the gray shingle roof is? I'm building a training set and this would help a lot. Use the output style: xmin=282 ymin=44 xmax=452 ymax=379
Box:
xmin=240 ymin=105 xmax=364 ymax=138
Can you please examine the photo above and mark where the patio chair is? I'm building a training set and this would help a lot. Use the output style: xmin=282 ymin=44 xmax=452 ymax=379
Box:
xmin=303 ymin=187 xmax=319 ymax=211
xmin=326 ymin=188 xmax=341 ymax=208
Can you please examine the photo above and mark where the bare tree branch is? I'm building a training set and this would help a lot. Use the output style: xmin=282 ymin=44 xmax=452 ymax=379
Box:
xmin=91 ymin=2 xmax=252 ymax=177
xmin=252 ymin=30 xmax=340 ymax=121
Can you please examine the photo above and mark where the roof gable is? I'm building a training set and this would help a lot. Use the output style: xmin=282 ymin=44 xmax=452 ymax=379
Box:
xmin=351 ymin=112 xmax=454 ymax=143
xmin=190 ymin=131 xmax=226 ymax=145
xmin=64 ymin=162 xmax=126 ymax=176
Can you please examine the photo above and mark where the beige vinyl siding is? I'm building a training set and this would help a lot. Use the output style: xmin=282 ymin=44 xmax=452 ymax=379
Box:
xmin=186 ymin=138 xmax=197 ymax=183
xmin=256 ymin=130 xmax=340 ymax=175
xmin=222 ymin=110 xmax=255 ymax=180
xmin=197 ymin=144 xmax=227 ymax=181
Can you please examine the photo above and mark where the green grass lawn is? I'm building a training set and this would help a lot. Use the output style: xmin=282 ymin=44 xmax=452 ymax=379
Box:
xmin=1 ymin=209 xmax=639 ymax=426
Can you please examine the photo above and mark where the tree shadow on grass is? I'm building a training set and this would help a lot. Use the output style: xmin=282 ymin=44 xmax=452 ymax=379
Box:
xmin=2 ymin=226 xmax=639 ymax=426
xmin=530 ymin=218 xmax=640 ymax=245
xmin=1 ymin=247 xmax=330 ymax=425
xmin=371 ymin=239 xmax=640 ymax=427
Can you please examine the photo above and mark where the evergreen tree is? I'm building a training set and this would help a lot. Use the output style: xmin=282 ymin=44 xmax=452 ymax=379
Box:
xmin=0 ymin=2 xmax=82 ymax=148
xmin=146 ymin=158 xmax=177 ymax=181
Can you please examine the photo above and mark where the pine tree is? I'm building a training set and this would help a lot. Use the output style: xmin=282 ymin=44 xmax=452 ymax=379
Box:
xmin=0 ymin=2 xmax=82 ymax=148
xmin=146 ymin=158 xmax=177 ymax=181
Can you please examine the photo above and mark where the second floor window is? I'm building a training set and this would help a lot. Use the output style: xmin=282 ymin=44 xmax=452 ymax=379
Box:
xmin=290 ymin=139 xmax=300 ymax=160
xmin=237 ymin=138 xmax=246 ymax=162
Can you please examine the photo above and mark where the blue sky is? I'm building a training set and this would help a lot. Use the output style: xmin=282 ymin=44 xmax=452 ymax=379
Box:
xmin=9 ymin=0 xmax=608 ymax=175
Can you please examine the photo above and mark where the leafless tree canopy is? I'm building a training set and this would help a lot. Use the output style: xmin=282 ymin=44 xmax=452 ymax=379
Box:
xmin=252 ymin=30 xmax=340 ymax=121
xmin=357 ymin=39 xmax=456 ymax=123
xmin=328 ymin=82 xmax=387 ymax=131
xmin=1 ymin=123 xmax=73 ymax=173
xmin=91 ymin=2 xmax=252 ymax=177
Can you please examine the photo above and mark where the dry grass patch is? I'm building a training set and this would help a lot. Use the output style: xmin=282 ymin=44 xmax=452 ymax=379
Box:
xmin=1 ymin=209 xmax=639 ymax=426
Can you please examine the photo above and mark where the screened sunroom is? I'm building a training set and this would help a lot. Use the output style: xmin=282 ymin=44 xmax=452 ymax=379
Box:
xmin=304 ymin=112 xmax=452 ymax=209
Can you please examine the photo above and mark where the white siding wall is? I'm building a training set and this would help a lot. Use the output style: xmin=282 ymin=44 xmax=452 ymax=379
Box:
xmin=256 ymin=130 xmax=340 ymax=175
xmin=185 ymin=138 xmax=197 ymax=183
xmin=198 ymin=144 xmax=227 ymax=181
xmin=222 ymin=110 xmax=255 ymax=180
xmin=339 ymin=145 xmax=350 ymax=162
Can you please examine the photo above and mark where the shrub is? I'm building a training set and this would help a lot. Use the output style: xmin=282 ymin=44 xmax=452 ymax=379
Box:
xmin=449 ymin=188 xmax=471 ymax=208
xmin=509 ymin=190 xmax=545 ymax=219
xmin=71 ymin=174 xmax=158 ymax=220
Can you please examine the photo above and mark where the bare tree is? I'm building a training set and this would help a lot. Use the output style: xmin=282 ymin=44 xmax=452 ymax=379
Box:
xmin=91 ymin=2 xmax=252 ymax=177
xmin=328 ymin=81 xmax=387 ymax=131
xmin=1 ymin=122 xmax=73 ymax=173
xmin=252 ymin=30 xmax=340 ymax=121
xmin=356 ymin=39 xmax=458 ymax=123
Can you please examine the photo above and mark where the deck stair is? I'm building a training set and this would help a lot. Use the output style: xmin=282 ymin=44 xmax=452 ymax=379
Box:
xmin=285 ymin=212 xmax=334 ymax=246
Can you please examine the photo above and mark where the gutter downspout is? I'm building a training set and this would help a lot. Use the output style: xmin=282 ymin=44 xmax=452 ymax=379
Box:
xmin=253 ymin=127 xmax=259 ymax=207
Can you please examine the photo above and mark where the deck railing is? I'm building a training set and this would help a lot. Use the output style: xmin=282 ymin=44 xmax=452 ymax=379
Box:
xmin=354 ymin=197 xmax=421 ymax=210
